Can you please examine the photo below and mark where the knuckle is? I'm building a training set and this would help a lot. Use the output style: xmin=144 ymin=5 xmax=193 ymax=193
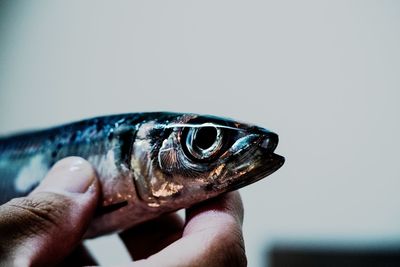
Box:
xmin=206 ymin=218 xmax=247 ymax=267
xmin=220 ymin=226 xmax=247 ymax=267
xmin=4 ymin=193 xmax=73 ymax=236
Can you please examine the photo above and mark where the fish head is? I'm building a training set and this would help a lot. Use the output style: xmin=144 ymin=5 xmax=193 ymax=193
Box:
xmin=131 ymin=113 xmax=285 ymax=209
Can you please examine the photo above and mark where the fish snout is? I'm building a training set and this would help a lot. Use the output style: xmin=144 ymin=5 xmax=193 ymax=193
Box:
xmin=256 ymin=129 xmax=285 ymax=168
xmin=256 ymin=128 xmax=279 ymax=153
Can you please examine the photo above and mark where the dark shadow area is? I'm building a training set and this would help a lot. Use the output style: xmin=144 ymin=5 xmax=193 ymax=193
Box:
xmin=269 ymin=245 xmax=400 ymax=267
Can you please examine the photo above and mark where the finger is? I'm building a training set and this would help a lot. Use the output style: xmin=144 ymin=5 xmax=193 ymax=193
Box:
xmin=127 ymin=192 xmax=246 ymax=267
xmin=0 ymin=157 xmax=100 ymax=267
xmin=120 ymin=212 xmax=184 ymax=260
xmin=185 ymin=190 xmax=244 ymax=228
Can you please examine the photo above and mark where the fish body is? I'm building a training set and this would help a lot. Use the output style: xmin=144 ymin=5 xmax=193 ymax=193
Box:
xmin=0 ymin=112 xmax=284 ymax=236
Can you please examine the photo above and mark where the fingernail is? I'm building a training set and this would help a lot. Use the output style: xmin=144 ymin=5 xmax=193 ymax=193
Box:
xmin=34 ymin=157 xmax=96 ymax=194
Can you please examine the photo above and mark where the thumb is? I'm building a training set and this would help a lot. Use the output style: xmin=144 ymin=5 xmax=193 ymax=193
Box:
xmin=0 ymin=157 xmax=100 ymax=267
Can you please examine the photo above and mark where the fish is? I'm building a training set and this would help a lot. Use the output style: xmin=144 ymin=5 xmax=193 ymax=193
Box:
xmin=0 ymin=112 xmax=284 ymax=236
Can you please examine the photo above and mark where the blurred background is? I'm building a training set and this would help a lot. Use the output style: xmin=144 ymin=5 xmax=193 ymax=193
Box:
xmin=0 ymin=1 xmax=399 ymax=266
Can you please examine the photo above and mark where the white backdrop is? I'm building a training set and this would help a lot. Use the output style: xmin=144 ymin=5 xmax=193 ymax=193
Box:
xmin=1 ymin=1 xmax=399 ymax=266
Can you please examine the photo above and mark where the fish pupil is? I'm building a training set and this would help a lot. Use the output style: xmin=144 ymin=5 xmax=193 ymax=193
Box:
xmin=195 ymin=127 xmax=217 ymax=150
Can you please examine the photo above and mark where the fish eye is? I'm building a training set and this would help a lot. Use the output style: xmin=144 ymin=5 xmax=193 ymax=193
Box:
xmin=184 ymin=125 xmax=223 ymax=160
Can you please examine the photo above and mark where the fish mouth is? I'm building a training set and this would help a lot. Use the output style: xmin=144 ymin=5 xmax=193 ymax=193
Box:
xmin=227 ymin=153 xmax=285 ymax=192
xmin=224 ymin=131 xmax=285 ymax=192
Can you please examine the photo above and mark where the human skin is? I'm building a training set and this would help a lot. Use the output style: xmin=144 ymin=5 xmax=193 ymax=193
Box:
xmin=0 ymin=157 xmax=247 ymax=267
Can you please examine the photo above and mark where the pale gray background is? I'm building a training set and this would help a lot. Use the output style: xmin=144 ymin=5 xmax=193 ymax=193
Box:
xmin=1 ymin=1 xmax=399 ymax=266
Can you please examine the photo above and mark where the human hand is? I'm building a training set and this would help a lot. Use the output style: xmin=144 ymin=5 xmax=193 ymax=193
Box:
xmin=0 ymin=157 xmax=99 ymax=266
xmin=0 ymin=157 xmax=246 ymax=267
xmin=118 ymin=188 xmax=246 ymax=267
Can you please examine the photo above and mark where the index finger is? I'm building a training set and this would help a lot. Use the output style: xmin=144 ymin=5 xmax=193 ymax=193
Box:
xmin=185 ymin=190 xmax=244 ymax=233
xmin=129 ymin=191 xmax=246 ymax=267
